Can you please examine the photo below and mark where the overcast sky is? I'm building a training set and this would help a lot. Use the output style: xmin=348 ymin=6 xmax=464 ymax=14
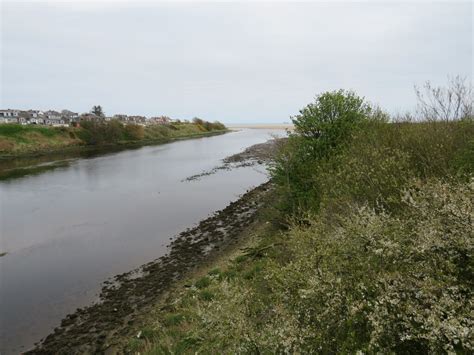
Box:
xmin=1 ymin=1 xmax=472 ymax=123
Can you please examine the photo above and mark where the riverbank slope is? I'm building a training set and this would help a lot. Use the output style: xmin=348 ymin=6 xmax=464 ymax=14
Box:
xmin=28 ymin=90 xmax=474 ymax=353
xmin=0 ymin=121 xmax=227 ymax=158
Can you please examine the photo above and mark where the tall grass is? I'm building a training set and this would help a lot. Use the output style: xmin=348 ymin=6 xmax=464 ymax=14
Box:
xmin=0 ymin=124 xmax=60 ymax=138
xmin=79 ymin=120 xmax=226 ymax=145
xmin=0 ymin=120 xmax=227 ymax=154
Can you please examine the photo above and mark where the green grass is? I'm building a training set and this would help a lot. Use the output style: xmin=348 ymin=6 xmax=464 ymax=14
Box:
xmin=194 ymin=276 xmax=211 ymax=289
xmin=0 ymin=122 xmax=228 ymax=156
xmin=0 ymin=124 xmax=79 ymax=155
xmin=0 ymin=124 xmax=60 ymax=138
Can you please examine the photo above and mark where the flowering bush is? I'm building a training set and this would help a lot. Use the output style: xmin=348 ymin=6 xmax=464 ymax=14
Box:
xmin=136 ymin=179 xmax=472 ymax=354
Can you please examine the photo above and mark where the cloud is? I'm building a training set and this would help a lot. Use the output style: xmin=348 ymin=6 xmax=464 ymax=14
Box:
xmin=1 ymin=1 xmax=472 ymax=122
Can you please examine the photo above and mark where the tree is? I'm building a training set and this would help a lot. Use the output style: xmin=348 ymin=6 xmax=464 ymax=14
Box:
xmin=91 ymin=105 xmax=105 ymax=117
xmin=415 ymin=75 xmax=473 ymax=122
xmin=271 ymin=90 xmax=372 ymax=214
xmin=192 ymin=117 xmax=204 ymax=126
xmin=292 ymin=89 xmax=371 ymax=159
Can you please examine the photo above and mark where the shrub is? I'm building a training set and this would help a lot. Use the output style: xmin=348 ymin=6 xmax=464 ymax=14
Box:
xmin=195 ymin=276 xmax=211 ymax=289
xmin=152 ymin=179 xmax=472 ymax=353
xmin=271 ymin=90 xmax=372 ymax=214
xmin=78 ymin=120 xmax=126 ymax=144
xmin=264 ymin=179 xmax=473 ymax=353
xmin=143 ymin=84 xmax=473 ymax=354
xmin=124 ymin=124 xmax=144 ymax=140
xmin=292 ymin=89 xmax=371 ymax=157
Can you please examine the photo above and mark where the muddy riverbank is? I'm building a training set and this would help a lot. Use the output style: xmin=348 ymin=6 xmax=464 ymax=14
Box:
xmin=28 ymin=182 xmax=273 ymax=354
xmin=184 ymin=137 xmax=285 ymax=181
xmin=26 ymin=138 xmax=283 ymax=354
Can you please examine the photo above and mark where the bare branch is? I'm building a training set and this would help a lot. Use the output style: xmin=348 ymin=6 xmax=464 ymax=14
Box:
xmin=415 ymin=75 xmax=473 ymax=121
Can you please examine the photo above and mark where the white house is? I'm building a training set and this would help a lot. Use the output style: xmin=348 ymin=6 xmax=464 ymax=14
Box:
xmin=0 ymin=109 xmax=20 ymax=123
xmin=27 ymin=110 xmax=43 ymax=118
xmin=42 ymin=110 xmax=65 ymax=126
xmin=149 ymin=116 xmax=172 ymax=125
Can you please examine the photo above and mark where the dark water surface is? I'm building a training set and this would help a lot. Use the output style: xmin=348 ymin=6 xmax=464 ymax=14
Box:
xmin=0 ymin=129 xmax=282 ymax=354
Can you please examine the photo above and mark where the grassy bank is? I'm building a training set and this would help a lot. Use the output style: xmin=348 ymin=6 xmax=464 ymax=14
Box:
xmin=121 ymin=90 xmax=473 ymax=353
xmin=0 ymin=120 xmax=227 ymax=158
xmin=0 ymin=124 xmax=82 ymax=156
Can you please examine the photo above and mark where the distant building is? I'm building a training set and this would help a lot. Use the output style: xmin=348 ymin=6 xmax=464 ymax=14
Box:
xmin=127 ymin=115 xmax=147 ymax=124
xmin=112 ymin=114 xmax=146 ymax=125
xmin=112 ymin=114 xmax=129 ymax=122
xmin=0 ymin=109 xmax=20 ymax=123
xmin=42 ymin=110 xmax=65 ymax=126
xmin=61 ymin=109 xmax=79 ymax=123
xmin=27 ymin=110 xmax=43 ymax=118
xmin=44 ymin=110 xmax=61 ymax=119
xmin=148 ymin=116 xmax=172 ymax=125
xmin=79 ymin=113 xmax=102 ymax=122
xmin=0 ymin=108 xmax=175 ymax=127
xmin=0 ymin=109 xmax=19 ymax=118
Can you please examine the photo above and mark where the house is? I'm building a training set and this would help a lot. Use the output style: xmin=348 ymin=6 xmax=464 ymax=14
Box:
xmin=61 ymin=109 xmax=79 ymax=122
xmin=0 ymin=109 xmax=47 ymax=124
xmin=28 ymin=110 xmax=45 ymax=124
xmin=112 ymin=114 xmax=146 ymax=125
xmin=127 ymin=115 xmax=147 ymax=124
xmin=43 ymin=110 xmax=65 ymax=126
xmin=28 ymin=110 xmax=43 ymax=118
xmin=44 ymin=117 xmax=65 ymax=126
xmin=44 ymin=110 xmax=61 ymax=120
xmin=18 ymin=111 xmax=32 ymax=125
xmin=149 ymin=116 xmax=172 ymax=125
xmin=0 ymin=109 xmax=20 ymax=123
xmin=0 ymin=109 xmax=20 ymax=118
xmin=59 ymin=110 xmax=79 ymax=125
xmin=79 ymin=113 xmax=102 ymax=122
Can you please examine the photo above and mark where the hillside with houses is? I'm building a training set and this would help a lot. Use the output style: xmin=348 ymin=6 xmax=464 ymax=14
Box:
xmin=0 ymin=108 xmax=174 ymax=127
xmin=0 ymin=108 xmax=227 ymax=158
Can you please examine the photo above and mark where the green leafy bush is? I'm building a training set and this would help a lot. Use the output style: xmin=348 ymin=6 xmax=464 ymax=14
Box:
xmin=266 ymin=179 xmax=473 ymax=353
xmin=124 ymin=124 xmax=145 ymax=140
xmin=271 ymin=90 xmax=373 ymax=214
xmin=130 ymin=86 xmax=473 ymax=354
xmin=143 ymin=179 xmax=472 ymax=354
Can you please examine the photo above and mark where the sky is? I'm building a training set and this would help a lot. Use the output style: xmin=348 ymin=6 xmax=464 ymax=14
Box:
xmin=1 ymin=0 xmax=472 ymax=123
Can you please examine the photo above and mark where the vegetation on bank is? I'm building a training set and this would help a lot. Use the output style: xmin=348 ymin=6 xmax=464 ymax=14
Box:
xmin=0 ymin=119 xmax=227 ymax=156
xmin=125 ymin=79 xmax=473 ymax=353
xmin=0 ymin=124 xmax=81 ymax=155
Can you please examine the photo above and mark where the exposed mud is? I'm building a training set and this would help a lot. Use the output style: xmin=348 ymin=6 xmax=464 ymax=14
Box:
xmin=184 ymin=137 xmax=285 ymax=181
xmin=26 ymin=137 xmax=284 ymax=354
xmin=28 ymin=182 xmax=273 ymax=354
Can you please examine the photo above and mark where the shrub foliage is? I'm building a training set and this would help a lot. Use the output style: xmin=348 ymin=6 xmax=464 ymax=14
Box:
xmin=128 ymin=82 xmax=474 ymax=354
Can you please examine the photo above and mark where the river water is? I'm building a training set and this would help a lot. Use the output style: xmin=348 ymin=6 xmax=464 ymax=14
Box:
xmin=0 ymin=128 xmax=282 ymax=354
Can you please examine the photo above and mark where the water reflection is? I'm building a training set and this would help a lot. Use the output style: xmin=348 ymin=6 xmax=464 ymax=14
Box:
xmin=0 ymin=129 xmax=283 ymax=354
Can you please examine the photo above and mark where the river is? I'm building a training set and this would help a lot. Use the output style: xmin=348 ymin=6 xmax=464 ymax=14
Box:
xmin=0 ymin=128 xmax=283 ymax=354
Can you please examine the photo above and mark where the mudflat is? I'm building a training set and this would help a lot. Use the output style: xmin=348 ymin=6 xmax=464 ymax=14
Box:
xmin=27 ymin=139 xmax=281 ymax=354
